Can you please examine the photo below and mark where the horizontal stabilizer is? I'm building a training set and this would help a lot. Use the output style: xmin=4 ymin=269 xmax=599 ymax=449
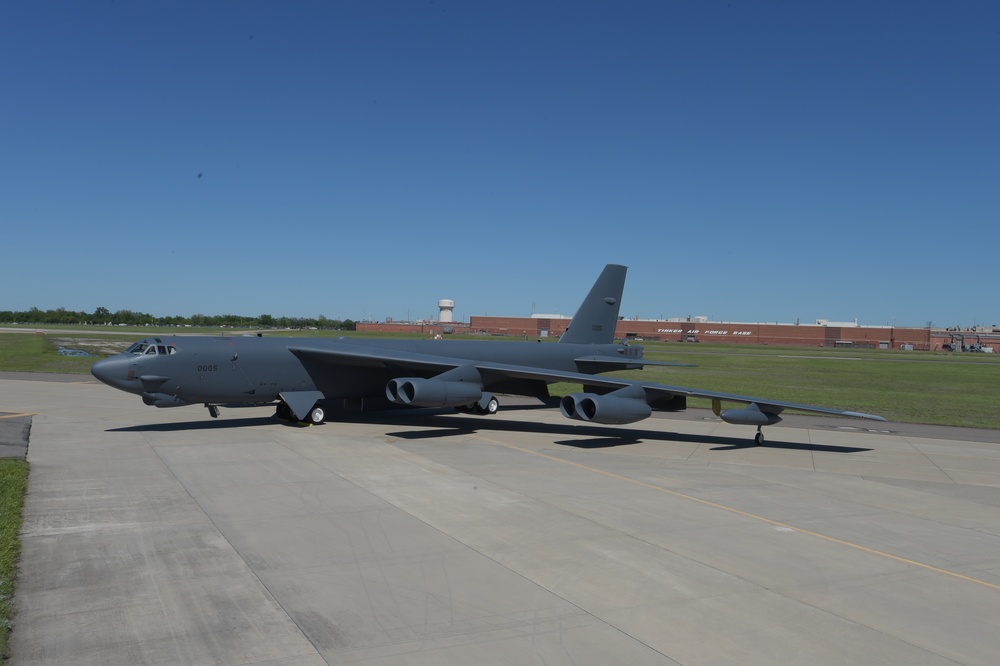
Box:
xmin=574 ymin=355 xmax=696 ymax=368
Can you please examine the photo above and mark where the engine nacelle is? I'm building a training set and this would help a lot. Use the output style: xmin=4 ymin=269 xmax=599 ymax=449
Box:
xmin=386 ymin=377 xmax=484 ymax=408
xmin=720 ymin=403 xmax=783 ymax=426
xmin=560 ymin=392 xmax=652 ymax=425
xmin=141 ymin=392 xmax=193 ymax=408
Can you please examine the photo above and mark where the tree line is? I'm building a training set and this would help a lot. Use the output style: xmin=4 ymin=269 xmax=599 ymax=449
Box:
xmin=0 ymin=306 xmax=356 ymax=330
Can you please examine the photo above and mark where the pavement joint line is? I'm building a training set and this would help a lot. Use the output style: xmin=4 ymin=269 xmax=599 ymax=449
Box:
xmin=484 ymin=436 xmax=1000 ymax=593
xmin=905 ymin=436 xmax=959 ymax=485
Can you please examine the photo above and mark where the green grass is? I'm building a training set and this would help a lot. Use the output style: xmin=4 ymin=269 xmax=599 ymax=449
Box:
xmin=556 ymin=343 xmax=1000 ymax=429
xmin=679 ymin=354 xmax=995 ymax=429
xmin=0 ymin=459 xmax=28 ymax=659
xmin=0 ymin=333 xmax=109 ymax=374
xmin=3 ymin=330 xmax=999 ymax=429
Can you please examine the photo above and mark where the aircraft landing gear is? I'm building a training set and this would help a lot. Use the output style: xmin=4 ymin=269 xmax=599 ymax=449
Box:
xmin=275 ymin=400 xmax=325 ymax=424
xmin=474 ymin=395 xmax=499 ymax=415
xmin=206 ymin=404 xmax=220 ymax=418
xmin=456 ymin=395 xmax=500 ymax=416
xmin=306 ymin=405 xmax=325 ymax=425
xmin=755 ymin=427 xmax=764 ymax=446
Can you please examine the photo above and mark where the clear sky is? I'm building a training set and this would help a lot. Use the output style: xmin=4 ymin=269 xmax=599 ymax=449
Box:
xmin=3 ymin=1 xmax=998 ymax=328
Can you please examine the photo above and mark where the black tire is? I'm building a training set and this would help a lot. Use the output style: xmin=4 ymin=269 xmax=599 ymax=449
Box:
xmin=474 ymin=396 xmax=499 ymax=415
xmin=307 ymin=405 xmax=325 ymax=424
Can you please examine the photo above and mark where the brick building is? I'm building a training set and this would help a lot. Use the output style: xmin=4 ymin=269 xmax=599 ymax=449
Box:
xmin=359 ymin=316 xmax=998 ymax=352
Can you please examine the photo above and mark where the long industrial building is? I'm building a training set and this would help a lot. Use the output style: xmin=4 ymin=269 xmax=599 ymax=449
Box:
xmin=360 ymin=315 xmax=1000 ymax=352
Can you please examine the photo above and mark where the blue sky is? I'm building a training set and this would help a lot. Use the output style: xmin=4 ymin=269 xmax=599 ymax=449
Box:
xmin=3 ymin=1 xmax=997 ymax=327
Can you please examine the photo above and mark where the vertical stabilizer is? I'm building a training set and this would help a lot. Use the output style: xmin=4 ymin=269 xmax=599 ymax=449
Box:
xmin=559 ymin=264 xmax=627 ymax=344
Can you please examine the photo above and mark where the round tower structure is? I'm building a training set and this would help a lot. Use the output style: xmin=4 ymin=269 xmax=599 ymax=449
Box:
xmin=437 ymin=299 xmax=455 ymax=323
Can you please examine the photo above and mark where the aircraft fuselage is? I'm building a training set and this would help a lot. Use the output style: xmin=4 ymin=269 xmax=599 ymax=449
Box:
xmin=91 ymin=334 xmax=632 ymax=409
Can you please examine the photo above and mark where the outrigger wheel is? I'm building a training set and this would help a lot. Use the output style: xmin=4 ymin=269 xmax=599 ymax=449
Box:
xmin=474 ymin=395 xmax=500 ymax=415
xmin=307 ymin=405 xmax=326 ymax=425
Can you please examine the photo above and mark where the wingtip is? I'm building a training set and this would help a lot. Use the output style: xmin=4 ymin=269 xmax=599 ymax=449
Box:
xmin=845 ymin=412 xmax=888 ymax=422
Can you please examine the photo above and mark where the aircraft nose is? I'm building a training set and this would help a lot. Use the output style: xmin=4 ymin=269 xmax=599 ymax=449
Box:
xmin=91 ymin=355 xmax=136 ymax=391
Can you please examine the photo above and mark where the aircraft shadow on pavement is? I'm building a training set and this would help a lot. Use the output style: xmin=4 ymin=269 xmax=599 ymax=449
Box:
xmin=106 ymin=410 xmax=872 ymax=454
xmin=376 ymin=414 xmax=873 ymax=454
xmin=108 ymin=416 xmax=282 ymax=432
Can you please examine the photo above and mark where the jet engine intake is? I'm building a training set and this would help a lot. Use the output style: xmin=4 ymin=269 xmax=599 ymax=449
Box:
xmin=560 ymin=392 xmax=652 ymax=425
xmin=719 ymin=403 xmax=783 ymax=426
xmin=141 ymin=392 xmax=193 ymax=408
xmin=386 ymin=378 xmax=484 ymax=408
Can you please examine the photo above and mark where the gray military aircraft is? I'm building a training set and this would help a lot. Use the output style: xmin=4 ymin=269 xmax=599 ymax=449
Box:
xmin=91 ymin=264 xmax=885 ymax=445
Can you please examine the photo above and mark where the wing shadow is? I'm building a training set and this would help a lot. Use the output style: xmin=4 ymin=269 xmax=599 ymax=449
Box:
xmin=108 ymin=416 xmax=287 ymax=432
xmin=379 ymin=414 xmax=872 ymax=453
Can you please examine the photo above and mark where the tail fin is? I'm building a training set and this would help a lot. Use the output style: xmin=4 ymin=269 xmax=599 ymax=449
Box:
xmin=559 ymin=264 xmax=627 ymax=345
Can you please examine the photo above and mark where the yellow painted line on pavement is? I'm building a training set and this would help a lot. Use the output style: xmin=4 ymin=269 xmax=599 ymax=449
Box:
xmin=486 ymin=437 xmax=1000 ymax=592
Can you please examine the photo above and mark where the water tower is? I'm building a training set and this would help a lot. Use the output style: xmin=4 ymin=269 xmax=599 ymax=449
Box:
xmin=437 ymin=299 xmax=455 ymax=323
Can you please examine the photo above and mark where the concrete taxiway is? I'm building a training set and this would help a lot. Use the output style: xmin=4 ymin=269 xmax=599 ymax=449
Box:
xmin=5 ymin=374 xmax=1000 ymax=665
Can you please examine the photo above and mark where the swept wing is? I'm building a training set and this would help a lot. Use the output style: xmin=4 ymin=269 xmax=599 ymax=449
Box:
xmin=288 ymin=342 xmax=884 ymax=445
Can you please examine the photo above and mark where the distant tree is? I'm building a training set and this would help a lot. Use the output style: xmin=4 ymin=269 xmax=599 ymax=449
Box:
xmin=0 ymin=305 xmax=360 ymax=330
xmin=86 ymin=307 xmax=109 ymax=325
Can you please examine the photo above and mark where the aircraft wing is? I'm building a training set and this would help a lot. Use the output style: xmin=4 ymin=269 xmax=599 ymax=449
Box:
xmin=289 ymin=345 xmax=691 ymax=373
xmin=637 ymin=383 xmax=886 ymax=421
xmin=289 ymin=344 xmax=883 ymax=422
xmin=288 ymin=344 xmax=463 ymax=373
xmin=463 ymin=362 xmax=886 ymax=422
xmin=288 ymin=345 xmax=662 ymax=392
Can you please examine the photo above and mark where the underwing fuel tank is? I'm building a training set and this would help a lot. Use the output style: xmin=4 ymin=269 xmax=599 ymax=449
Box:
xmin=142 ymin=392 xmax=194 ymax=408
xmin=719 ymin=403 xmax=783 ymax=426
xmin=385 ymin=378 xmax=484 ymax=408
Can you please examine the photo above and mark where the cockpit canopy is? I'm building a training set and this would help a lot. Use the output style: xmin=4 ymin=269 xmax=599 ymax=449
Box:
xmin=125 ymin=338 xmax=177 ymax=356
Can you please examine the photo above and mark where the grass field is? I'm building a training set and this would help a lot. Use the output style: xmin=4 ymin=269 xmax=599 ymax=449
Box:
xmin=0 ymin=459 xmax=28 ymax=659
xmin=2 ymin=330 xmax=999 ymax=429
xmin=632 ymin=343 xmax=1000 ymax=429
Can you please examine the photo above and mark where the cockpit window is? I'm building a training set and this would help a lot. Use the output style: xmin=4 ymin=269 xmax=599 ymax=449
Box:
xmin=126 ymin=340 xmax=176 ymax=355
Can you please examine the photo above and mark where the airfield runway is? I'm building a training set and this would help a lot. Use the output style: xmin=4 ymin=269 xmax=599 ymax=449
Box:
xmin=4 ymin=373 xmax=1000 ymax=665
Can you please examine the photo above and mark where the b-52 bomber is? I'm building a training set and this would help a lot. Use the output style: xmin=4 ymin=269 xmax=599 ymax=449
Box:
xmin=91 ymin=264 xmax=885 ymax=445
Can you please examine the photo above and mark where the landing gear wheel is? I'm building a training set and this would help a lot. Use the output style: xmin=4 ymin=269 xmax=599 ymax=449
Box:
xmin=754 ymin=428 xmax=764 ymax=446
xmin=307 ymin=405 xmax=326 ymax=425
xmin=474 ymin=396 xmax=499 ymax=415
xmin=275 ymin=402 xmax=292 ymax=420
